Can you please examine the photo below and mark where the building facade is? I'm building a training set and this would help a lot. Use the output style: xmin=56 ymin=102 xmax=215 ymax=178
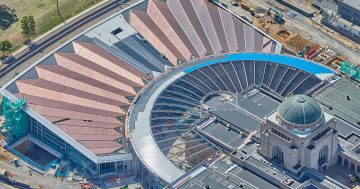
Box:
xmin=338 ymin=0 xmax=360 ymax=26
xmin=259 ymin=95 xmax=338 ymax=173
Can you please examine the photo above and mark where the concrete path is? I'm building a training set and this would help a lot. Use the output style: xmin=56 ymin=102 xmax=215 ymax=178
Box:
xmin=0 ymin=160 xmax=79 ymax=189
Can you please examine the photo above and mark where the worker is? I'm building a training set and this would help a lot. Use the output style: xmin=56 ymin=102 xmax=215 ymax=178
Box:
xmin=29 ymin=169 xmax=32 ymax=176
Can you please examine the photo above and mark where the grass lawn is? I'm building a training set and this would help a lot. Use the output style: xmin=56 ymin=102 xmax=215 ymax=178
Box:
xmin=0 ymin=0 xmax=103 ymax=51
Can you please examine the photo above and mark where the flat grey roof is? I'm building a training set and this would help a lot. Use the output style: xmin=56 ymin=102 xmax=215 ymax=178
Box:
xmin=211 ymin=108 xmax=262 ymax=133
xmin=202 ymin=121 xmax=246 ymax=149
xmin=209 ymin=91 xmax=280 ymax=134
xmin=314 ymin=78 xmax=360 ymax=136
xmin=235 ymin=92 xmax=280 ymax=118
xmin=332 ymin=117 xmax=360 ymax=138
xmin=347 ymin=133 xmax=360 ymax=146
xmin=178 ymin=159 xmax=279 ymax=189
xmin=340 ymin=0 xmax=360 ymax=10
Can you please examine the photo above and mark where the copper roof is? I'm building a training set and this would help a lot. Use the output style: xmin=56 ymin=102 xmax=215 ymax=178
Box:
xmin=54 ymin=53 xmax=137 ymax=96
xmin=5 ymin=0 xmax=279 ymax=158
xmin=13 ymin=41 xmax=145 ymax=155
xmin=129 ymin=0 xmax=277 ymax=64
xmin=73 ymin=42 xmax=146 ymax=87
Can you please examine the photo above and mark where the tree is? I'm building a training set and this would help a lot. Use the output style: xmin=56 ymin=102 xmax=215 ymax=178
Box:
xmin=0 ymin=5 xmax=18 ymax=30
xmin=21 ymin=16 xmax=36 ymax=41
xmin=56 ymin=0 xmax=64 ymax=22
xmin=0 ymin=40 xmax=12 ymax=57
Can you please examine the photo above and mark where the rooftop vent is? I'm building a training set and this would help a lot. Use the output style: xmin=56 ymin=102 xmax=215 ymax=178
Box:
xmin=111 ymin=28 xmax=123 ymax=35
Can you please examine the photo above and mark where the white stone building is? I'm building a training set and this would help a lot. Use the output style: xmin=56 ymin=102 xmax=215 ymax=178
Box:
xmin=259 ymin=95 xmax=338 ymax=173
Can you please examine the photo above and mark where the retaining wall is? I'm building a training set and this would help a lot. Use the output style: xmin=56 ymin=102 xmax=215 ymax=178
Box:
xmin=276 ymin=0 xmax=315 ymax=17
xmin=321 ymin=19 xmax=360 ymax=44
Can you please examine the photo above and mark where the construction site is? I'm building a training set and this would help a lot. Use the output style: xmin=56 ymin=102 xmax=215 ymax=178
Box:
xmin=219 ymin=0 xmax=360 ymax=71
xmin=0 ymin=0 xmax=359 ymax=188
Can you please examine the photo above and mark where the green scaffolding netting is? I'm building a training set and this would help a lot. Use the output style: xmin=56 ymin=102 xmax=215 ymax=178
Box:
xmin=2 ymin=97 xmax=29 ymax=140
xmin=340 ymin=61 xmax=360 ymax=80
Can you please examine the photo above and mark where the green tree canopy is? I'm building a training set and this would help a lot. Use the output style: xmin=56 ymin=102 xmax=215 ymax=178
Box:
xmin=0 ymin=5 xmax=18 ymax=30
xmin=0 ymin=40 xmax=13 ymax=57
xmin=21 ymin=16 xmax=36 ymax=40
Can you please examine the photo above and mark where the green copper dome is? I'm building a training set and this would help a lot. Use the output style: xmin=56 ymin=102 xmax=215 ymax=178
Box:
xmin=277 ymin=95 xmax=323 ymax=125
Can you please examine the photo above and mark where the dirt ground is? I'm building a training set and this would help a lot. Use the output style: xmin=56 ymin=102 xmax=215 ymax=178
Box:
xmin=285 ymin=34 xmax=319 ymax=52
xmin=254 ymin=16 xmax=318 ymax=53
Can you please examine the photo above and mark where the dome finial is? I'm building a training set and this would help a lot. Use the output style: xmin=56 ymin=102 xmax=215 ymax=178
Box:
xmin=296 ymin=96 xmax=306 ymax=103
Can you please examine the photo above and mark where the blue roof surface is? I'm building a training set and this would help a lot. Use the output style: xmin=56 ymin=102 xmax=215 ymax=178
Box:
xmin=183 ymin=53 xmax=335 ymax=76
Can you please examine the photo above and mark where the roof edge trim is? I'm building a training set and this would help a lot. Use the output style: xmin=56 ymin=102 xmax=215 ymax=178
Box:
xmin=183 ymin=53 xmax=335 ymax=80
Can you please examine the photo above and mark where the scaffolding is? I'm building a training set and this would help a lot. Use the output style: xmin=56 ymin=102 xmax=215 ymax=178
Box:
xmin=2 ymin=97 xmax=29 ymax=140
xmin=340 ymin=61 xmax=360 ymax=80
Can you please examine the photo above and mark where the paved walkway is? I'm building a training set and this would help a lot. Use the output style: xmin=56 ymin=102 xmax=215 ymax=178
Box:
xmin=0 ymin=182 xmax=16 ymax=189
xmin=0 ymin=160 xmax=79 ymax=189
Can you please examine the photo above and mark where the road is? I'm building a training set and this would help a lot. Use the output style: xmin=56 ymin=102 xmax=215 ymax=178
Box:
xmin=0 ymin=0 xmax=137 ymax=87
xmin=0 ymin=182 xmax=16 ymax=189
xmin=249 ymin=0 xmax=360 ymax=64
xmin=220 ymin=0 xmax=359 ymax=64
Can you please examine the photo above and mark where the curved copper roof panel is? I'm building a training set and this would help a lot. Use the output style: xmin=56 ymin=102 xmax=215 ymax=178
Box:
xmin=129 ymin=0 xmax=278 ymax=64
xmin=1 ymin=0 xmax=281 ymax=164
xmin=10 ymin=40 xmax=155 ymax=155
